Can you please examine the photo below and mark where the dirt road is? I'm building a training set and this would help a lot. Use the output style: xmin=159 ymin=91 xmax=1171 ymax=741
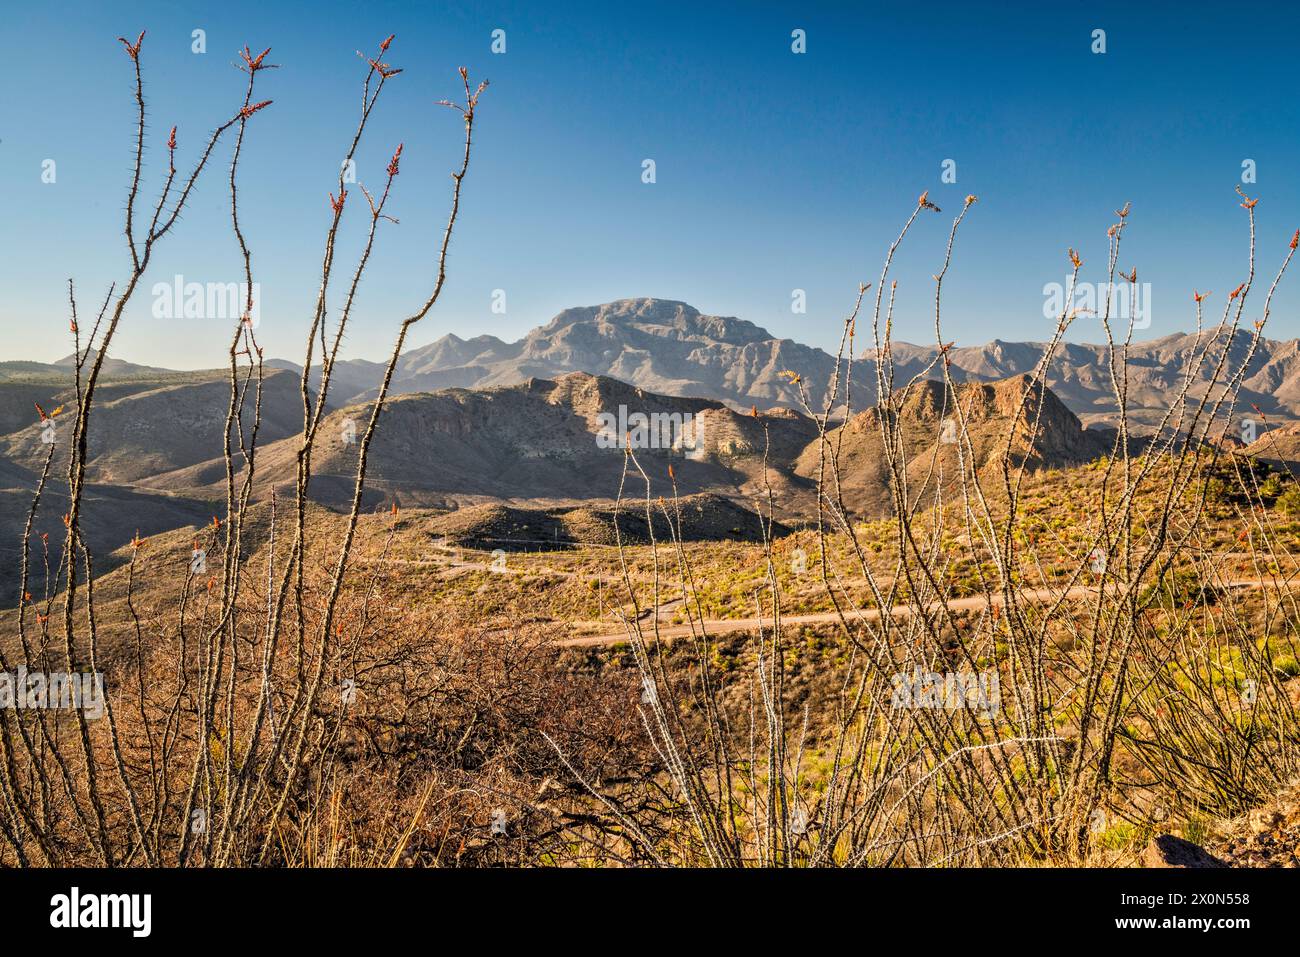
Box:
xmin=558 ymin=579 xmax=1286 ymax=648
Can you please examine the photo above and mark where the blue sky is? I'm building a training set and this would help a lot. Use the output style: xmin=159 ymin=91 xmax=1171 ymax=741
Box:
xmin=3 ymin=1 xmax=1299 ymax=368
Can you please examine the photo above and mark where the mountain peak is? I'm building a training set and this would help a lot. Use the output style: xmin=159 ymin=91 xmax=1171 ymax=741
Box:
xmin=546 ymin=298 xmax=699 ymax=327
xmin=124 ymin=300 xmax=1300 ymax=429
xmin=539 ymin=298 xmax=775 ymax=346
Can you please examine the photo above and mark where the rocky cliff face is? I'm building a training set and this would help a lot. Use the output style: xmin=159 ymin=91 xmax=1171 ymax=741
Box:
xmin=7 ymin=298 xmax=1295 ymax=582
xmin=297 ymin=298 xmax=840 ymax=412
xmin=793 ymin=375 xmax=1113 ymax=515
xmin=883 ymin=328 xmax=1300 ymax=433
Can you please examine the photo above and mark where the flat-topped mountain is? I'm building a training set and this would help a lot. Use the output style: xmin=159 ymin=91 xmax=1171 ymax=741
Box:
xmin=21 ymin=301 xmax=1300 ymax=433
xmin=0 ymin=364 xmax=1117 ymax=604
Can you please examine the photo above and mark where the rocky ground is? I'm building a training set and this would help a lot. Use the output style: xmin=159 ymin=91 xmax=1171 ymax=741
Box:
xmin=1145 ymin=778 xmax=1300 ymax=867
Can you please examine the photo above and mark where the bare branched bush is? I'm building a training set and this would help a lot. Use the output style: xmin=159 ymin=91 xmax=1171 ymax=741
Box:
xmin=557 ymin=191 xmax=1300 ymax=866
xmin=0 ymin=31 xmax=540 ymax=867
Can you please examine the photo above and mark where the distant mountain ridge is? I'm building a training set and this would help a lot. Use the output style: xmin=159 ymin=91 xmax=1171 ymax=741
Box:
xmin=7 ymin=297 xmax=1300 ymax=611
xmin=271 ymin=298 xmax=842 ymax=413
xmin=262 ymin=298 xmax=1300 ymax=432
xmin=15 ymin=299 xmax=1300 ymax=432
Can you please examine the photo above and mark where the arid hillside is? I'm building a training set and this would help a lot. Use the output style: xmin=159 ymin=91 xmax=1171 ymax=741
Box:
xmin=793 ymin=374 xmax=1115 ymax=514
xmin=134 ymin=371 xmax=820 ymax=511
xmin=0 ymin=367 xmax=1139 ymax=607
xmin=0 ymin=367 xmax=304 ymax=484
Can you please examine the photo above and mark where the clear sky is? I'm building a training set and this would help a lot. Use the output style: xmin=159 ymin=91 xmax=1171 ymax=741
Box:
xmin=4 ymin=1 xmax=1299 ymax=368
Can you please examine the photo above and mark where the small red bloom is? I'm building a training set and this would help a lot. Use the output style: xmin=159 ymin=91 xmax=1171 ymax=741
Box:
xmin=387 ymin=143 xmax=404 ymax=178
xmin=363 ymin=54 xmax=403 ymax=79
xmin=117 ymin=30 xmax=145 ymax=60
xmin=240 ymin=100 xmax=273 ymax=119
xmin=241 ymin=46 xmax=272 ymax=71
xmin=329 ymin=189 xmax=348 ymax=214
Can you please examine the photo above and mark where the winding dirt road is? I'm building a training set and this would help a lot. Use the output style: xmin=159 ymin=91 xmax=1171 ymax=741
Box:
xmin=557 ymin=578 xmax=1289 ymax=648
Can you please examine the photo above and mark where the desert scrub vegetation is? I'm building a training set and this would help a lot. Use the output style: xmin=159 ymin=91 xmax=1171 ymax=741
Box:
xmin=553 ymin=190 xmax=1300 ymax=866
xmin=0 ymin=30 xmax=535 ymax=866
xmin=4 ymin=30 xmax=1300 ymax=871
